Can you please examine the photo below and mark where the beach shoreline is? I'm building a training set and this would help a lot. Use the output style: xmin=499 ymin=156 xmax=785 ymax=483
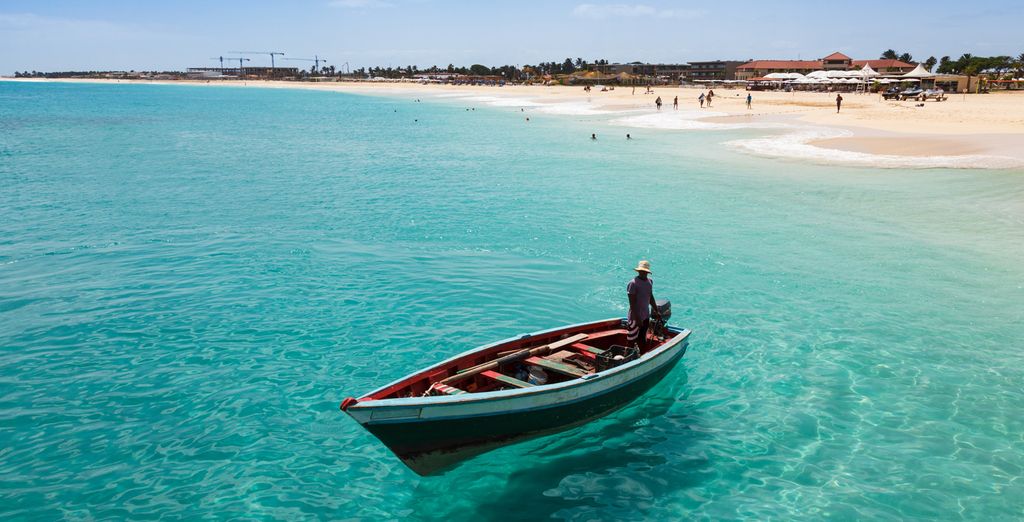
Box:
xmin=9 ymin=77 xmax=1023 ymax=169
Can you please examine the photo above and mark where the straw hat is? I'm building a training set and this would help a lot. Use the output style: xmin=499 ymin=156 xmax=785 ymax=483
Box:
xmin=634 ymin=260 xmax=652 ymax=273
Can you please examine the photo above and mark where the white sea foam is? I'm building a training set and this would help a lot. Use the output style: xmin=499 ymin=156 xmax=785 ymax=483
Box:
xmin=727 ymin=128 xmax=1024 ymax=170
xmin=463 ymin=96 xmax=617 ymax=115
xmin=457 ymin=95 xmax=546 ymax=107
xmin=610 ymin=110 xmax=789 ymax=131
xmin=532 ymin=102 xmax=615 ymax=116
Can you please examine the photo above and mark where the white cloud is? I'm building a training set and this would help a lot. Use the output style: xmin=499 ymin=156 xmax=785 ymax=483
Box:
xmin=328 ymin=0 xmax=394 ymax=7
xmin=572 ymin=3 xmax=703 ymax=20
xmin=659 ymin=8 xmax=704 ymax=19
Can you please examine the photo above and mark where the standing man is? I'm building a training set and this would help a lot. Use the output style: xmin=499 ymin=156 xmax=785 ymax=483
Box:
xmin=836 ymin=93 xmax=843 ymax=113
xmin=746 ymin=93 xmax=752 ymax=109
xmin=673 ymin=96 xmax=679 ymax=110
xmin=627 ymin=260 xmax=661 ymax=350
xmin=655 ymin=96 xmax=662 ymax=110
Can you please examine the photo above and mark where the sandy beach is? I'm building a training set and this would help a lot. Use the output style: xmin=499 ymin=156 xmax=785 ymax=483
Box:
xmin=10 ymin=78 xmax=1024 ymax=168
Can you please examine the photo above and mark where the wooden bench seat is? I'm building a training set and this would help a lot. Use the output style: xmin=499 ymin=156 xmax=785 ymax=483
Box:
xmin=572 ymin=343 xmax=606 ymax=356
xmin=429 ymin=383 xmax=466 ymax=395
xmin=525 ymin=356 xmax=587 ymax=378
xmin=481 ymin=370 xmax=533 ymax=388
xmin=583 ymin=329 xmax=628 ymax=342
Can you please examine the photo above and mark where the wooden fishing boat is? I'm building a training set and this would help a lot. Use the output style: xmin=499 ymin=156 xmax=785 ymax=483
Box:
xmin=340 ymin=305 xmax=691 ymax=475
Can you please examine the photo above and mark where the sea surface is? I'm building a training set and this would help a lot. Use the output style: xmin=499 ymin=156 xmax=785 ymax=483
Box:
xmin=1 ymin=81 xmax=1023 ymax=520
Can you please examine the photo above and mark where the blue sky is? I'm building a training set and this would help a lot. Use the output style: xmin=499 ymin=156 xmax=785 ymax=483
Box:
xmin=1 ymin=1 xmax=1021 ymax=73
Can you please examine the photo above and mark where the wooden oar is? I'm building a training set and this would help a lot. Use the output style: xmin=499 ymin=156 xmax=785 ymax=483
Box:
xmin=440 ymin=333 xmax=588 ymax=386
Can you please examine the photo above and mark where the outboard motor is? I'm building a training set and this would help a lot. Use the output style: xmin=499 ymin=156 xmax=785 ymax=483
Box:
xmin=652 ymin=299 xmax=672 ymax=340
xmin=655 ymin=299 xmax=672 ymax=322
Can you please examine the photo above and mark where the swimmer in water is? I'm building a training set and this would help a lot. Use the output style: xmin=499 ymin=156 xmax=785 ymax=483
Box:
xmin=591 ymin=133 xmax=597 ymax=140
xmin=626 ymin=134 xmax=631 ymax=139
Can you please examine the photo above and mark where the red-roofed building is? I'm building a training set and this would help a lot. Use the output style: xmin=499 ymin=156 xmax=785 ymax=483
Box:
xmin=822 ymin=52 xmax=851 ymax=60
xmin=735 ymin=60 xmax=823 ymax=80
xmin=822 ymin=52 xmax=853 ymax=70
xmin=735 ymin=52 xmax=917 ymax=79
xmin=851 ymin=59 xmax=916 ymax=73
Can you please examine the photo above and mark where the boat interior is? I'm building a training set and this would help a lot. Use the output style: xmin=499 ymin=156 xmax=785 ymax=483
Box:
xmin=364 ymin=312 xmax=674 ymax=401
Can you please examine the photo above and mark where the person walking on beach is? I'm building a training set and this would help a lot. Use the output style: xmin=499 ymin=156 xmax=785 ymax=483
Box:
xmin=627 ymin=260 xmax=661 ymax=351
xmin=655 ymin=96 xmax=662 ymax=110
xmin=836 ymin=93 xmax=843 ymax=113
xmin=746 ymin=93 xmax=752 ymax=110
xmin=673 ymin=96 xmax=678 ymax=110
xmin=706 ymin=90 xmax=714 ymax=107
xmin=698 ymin=93 xmax=705 ymax=108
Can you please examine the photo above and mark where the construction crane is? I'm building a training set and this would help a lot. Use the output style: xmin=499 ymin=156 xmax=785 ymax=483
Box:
xmin=210 ymin=56 xmax=226 ymax=69
xmin=283 ymin=55 xmax=327 ymax=72
xmin=232 ymin=51 xmax=285 ymax=71
xmin=224 ymin=57 xmax=251 ymax=77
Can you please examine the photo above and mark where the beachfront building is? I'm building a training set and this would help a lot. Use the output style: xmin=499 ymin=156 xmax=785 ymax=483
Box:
xmin=688 ymin=61 xmax=745 ymax=81
xmin=593 ymin=62 xmax=691 ymax=82
xmin=851 ymin=59 xmax=916 ymax=74
xmin=930 ymin=73 xmax=980 ymax=93
xmin=822 ymin=52 xmax=853 ymax=70
xmin=735 ymin=60 xmax=822 ymax=80
xmin=736 ymin=53 xmax=916 ymax=80
xmin=593 ymin=63 xmax=635 ymax=75
xmin=652 ymin=64 xmax=692 ymax=82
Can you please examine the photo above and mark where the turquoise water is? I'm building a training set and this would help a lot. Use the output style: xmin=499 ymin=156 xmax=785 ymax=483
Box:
xmin=2 ymin=81 xmax=1023 ymax=520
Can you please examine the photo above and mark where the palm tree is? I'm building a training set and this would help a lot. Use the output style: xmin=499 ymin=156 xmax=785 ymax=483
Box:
xmin=937 ymin=56 xmax=952 ymax=74
xmin=963 ymin=63 xmax=979 ymax=92
xmin=958 ymin=53 xmax=973 ymax=71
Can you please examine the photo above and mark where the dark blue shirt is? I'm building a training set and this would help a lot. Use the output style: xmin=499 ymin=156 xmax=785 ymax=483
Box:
xmin=627 ymin=276 xmax=653 ymax=321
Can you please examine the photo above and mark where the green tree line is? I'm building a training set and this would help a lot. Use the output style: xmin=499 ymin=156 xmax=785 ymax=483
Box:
xmin=879 ymin=49 xmax=1024 ymax=77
